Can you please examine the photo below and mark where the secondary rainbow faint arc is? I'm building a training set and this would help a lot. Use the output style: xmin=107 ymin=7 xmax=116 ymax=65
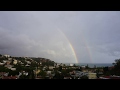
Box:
xmin=57 ymin=28 xmax=93 ymax=64
xmin=57 ymin=28 xmax=78 ymax=63
xmin=80 ymin=33 xmax=93 ymax=63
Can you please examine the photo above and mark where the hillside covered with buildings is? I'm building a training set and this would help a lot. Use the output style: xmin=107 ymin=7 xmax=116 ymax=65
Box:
xmin=0 ymin=54 xmax=120 ymax=79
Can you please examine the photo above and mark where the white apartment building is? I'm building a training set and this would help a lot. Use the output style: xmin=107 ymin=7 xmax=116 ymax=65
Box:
xmin=11 ymin=68 xmax=16 ymax=71
xmin=26 ymin=61 xmax=31 ymax=64
xmin=4 ymin=54 xmax=10 ymax=58
xmin=13 ymin=60 xmax=17 ymax=65
xmin=49 ymin=66 xmax=55 ymax=70
xmin=0 ymin=62 xmax=4 ymax=65
xmin=88 ymin=73 xmax=97 ymax=79
xmin=8 ymin=58 xmax=12 ymax=60
xmin=46 ymin=71 xmax=52 ymax=75
xmin=69 ymin=64 xmax=74 ymax=66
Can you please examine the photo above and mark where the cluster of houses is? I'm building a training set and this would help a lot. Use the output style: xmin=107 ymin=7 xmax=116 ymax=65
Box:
xmin=0 ymin=71 xmax=29 ymax=79
xmin=0 ymin=54 xmax=119 ymax=79
xmin=0 ymin=55 xmax=32 ymax=70
xmin=35 ymin=64 xmax=98 ymax=79
xmin=69 ymin=69 xmax=97 ymax=79
xmin=0 ymin=54 xmax=36 ymax=79
xmin=0 ymin=54 xmax=98 ymax=79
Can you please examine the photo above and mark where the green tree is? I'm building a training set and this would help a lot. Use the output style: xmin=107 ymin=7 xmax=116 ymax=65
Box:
xmin=85 ymin=64 xmax=89 ymax=69
xmin=8 ymin=70 xmax=19 ymax=76
xmin=79 ymin=67 xmax=82 ymax=71
xmin=19 ymin=74 xmax=29 ymax=79
xmin=80 ymin=75 xmax=88 ymax=79
xmin=53 ymin=72 xmax=63 ymax=79
xmin=63 ymin=64 xmax=66 ymax=67
xmin=96 ymin=69 xmax=101 ymax=78
xmin=73 ymin=64 xmax=76 ymax=67
xmin=29 ymin=71 xmax=35 ymax=79
xmin=0 ymin=54 xmax=2 ymax=57
xmin=111 ymin=59 xmax=120 ymax=76
xmin=103 ymin=66 xmax=109 ymax=75
xmin=58 ymin=66 xmax=62 ymax=71
xmin=37 ymin=70 xmax=46 ymax=78
xmin=61 ymin=69 xmax=68 ymax=76
xmin=0 ymin=66 xmax=10 ymax=72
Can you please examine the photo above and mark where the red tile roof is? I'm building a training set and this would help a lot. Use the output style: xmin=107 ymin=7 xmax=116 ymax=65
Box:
xmin=2 ymin=76 xmax=18 ymax=79
xmin=104 ymin=76 xmax=110 ymax=78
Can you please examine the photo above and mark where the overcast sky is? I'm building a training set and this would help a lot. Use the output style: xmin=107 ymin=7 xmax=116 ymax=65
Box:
xmin=0 ymin=11 xmax=120 ymax=63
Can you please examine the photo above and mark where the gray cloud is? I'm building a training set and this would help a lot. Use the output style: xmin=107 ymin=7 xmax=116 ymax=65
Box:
xmin=0 ymin=11 xmax=120 ymax=63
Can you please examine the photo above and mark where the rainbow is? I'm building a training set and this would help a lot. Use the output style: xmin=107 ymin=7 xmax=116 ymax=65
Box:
xmin=69 ymin=44 xmax=78 ymax=63
xmin=56 ymin=28 xmax=79 ymax=63
xmin=56 ymin=28 xmax=93 ymax=64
